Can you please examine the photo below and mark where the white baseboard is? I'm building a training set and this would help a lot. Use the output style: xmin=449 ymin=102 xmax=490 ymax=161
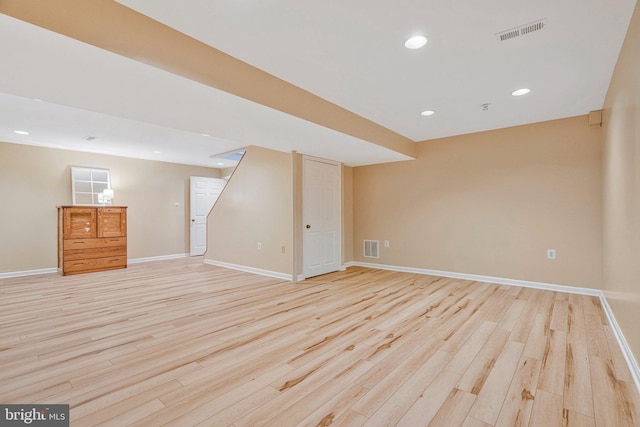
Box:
xmin=598 ymin=295 xmax=640 ymax=393
xmin=203 ymin=259 xmax=293 ymax=281
xmin=128 ymin=253 xmax=189 ymax=264
xmin=349 ymin=261 xmax=640 ymax=393
xmin=350 ymin=261 xmax=601 ymax=296
xmin=0 ymin=267 xmax=58 ymax=279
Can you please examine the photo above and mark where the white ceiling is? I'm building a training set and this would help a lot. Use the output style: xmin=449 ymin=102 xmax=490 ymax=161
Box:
xmin=0 ymin=0 xmax=636 ymax=168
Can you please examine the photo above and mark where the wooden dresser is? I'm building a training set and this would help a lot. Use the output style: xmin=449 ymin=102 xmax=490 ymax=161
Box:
xmin=57 ymin=206 xmax=127 ymax=275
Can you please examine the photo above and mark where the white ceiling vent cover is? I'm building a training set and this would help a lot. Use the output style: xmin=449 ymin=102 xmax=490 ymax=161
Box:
xmin=363 ymin=240 xmax=379 ymax=258
xmin=496 ymin=19 xmax=547 ymax=42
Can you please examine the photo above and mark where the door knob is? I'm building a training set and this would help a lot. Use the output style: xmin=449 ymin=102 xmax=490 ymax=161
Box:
xmin=192 ymin=219 xmax=195 ymax=222
xmin=306 ymin=224 xmax=311 ymax=229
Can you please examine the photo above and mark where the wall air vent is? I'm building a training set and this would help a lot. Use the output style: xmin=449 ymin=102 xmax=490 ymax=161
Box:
xmin=496 ymin=19 xmax=547 ymax=42
xmin=363 ymin=240 xmax=379 ymax=258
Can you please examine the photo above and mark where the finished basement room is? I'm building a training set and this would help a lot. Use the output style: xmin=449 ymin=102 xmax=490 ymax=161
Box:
xmin=1 ymin=0 xmax=640 ymax=425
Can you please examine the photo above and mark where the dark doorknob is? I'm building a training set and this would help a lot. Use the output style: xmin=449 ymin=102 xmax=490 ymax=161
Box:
xmin=306 ymin=224 xmax=311 ymax=229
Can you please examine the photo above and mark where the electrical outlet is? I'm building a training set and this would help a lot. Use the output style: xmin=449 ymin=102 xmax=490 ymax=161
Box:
xmin=257 ymin=242 xmax=262 ymax=251
xmin=547 ymin=249 xmax=556 ymax=260
xmin=384 ymin=240 xmax=390 ymax=248
xmin=281 ymin=245 xmax=286 ymax=254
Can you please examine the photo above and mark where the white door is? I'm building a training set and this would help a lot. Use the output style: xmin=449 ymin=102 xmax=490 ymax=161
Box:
xmin=303 ymin=157 xmax=341 ymax=278
xmin=190 ymin=176 xmax=224 ymax=256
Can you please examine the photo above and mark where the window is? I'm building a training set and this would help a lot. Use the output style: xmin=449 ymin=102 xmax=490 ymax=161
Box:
xmin=71 ymin=167 xmax=112 ymax=205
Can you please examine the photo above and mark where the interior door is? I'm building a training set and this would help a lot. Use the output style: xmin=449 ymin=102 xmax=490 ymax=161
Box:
xmin=190 ymin=176 xmax=224 ymax=256
xmin=303 ymin=157 xmax=341 ymax=278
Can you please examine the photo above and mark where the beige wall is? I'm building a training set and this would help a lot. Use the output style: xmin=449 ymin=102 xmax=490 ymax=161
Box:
xmin=0 ymin=141 xmax=219 ymax=273
xmin=205 ymin=146 xmax=293 ymax=276
xmin=353 ymin=115 xmax=603 ymax=288
xmin=602 ymin=1 xmax=640 ymax=361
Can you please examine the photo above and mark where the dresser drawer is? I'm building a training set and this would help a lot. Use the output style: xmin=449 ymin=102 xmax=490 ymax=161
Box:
xmin=63 ymin=256 xmax=127 ymax=274
xmin=63 ymin=246 xmax=127 ymax=261
xmin=63 ymin=237 xmax=126 ymax=251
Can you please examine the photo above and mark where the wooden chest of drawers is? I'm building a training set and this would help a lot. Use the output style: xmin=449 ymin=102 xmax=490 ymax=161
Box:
xmin=57 ymin=206 xmax=127 ymax=275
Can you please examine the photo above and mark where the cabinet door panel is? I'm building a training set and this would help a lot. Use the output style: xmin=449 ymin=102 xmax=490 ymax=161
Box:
xmin=64 ymin=208 xmax=97 ymax=239
xmin=98 ymin=208 xmax=127 ymax=237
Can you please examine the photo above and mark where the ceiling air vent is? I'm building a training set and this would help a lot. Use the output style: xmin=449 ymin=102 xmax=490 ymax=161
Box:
xmin=82 ymin=136 xmax=97 ymax=141
xmin=496 ymin=19 xmax=547 ymax=42
xmin=363 ymin=240 xmax=379 ymax=258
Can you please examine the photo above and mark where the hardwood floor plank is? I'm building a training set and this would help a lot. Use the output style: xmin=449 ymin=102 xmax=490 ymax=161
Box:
xmin=550 ymin=298 xmax=569 ymax=332
xmin=563 ymin=295 xmax=594 ymax=417
xmin=590 ymin=355 xmax=639 ymax=426
xmin=498 ymin=299 xmax=527 ymax=332
xmin=562 ymin=409 xmax=595 ymax=427
xmin=427 ymin=387 xmax=476 ymax=427
xmin=393 ymin=369 xmax=460 ymax=426
xmin=494 ymin=356 xmax=540 ymax=427
xmin=328 ymin=409 xmax=369 ymax=427
xmin=362 ymin=351 xmax=453 ymax=425
xmin=295 ymin=383 xmax=368 ymax=427
xmin=456 ymin=327 xmax=510 ymax=394
xmin=468 ymin=340 xmax=524 ymax=425
xmin=461 ymin=416 xmax=493 ymax=427
xmin=537 ymin=329 xmax=566 ymax=395
xmin=508 ymin=289 xmax=543 ymax=344
xmin=529 ymin=389 xmax=564 ymax=427
xmin=445 ymin=320 xmax=498 ymax=376
xmin=585 ymin=312 xmax=612 ymax=360
xmin=0 ymin=258 xmax=638 ymax=426
xmin=351 ymin=346 xmax=449 ymax=418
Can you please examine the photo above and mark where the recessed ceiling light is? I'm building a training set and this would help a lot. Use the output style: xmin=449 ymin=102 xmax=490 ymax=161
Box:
xmin=201 ymin=133 xmax=210 ymax=137
xmin=405 ymin=35 xmax=428 ymax=49
xmin=511 ymin=88 xmax=531 ymax=96
xmin=216 ymin=162 xmax=224 ymax=166
xmin=420 ymin=110 xmax=436 ymax=116
xmin=152 ymin=150 xmax=162 ymax=154
xmin=13 ymin=130 xmax=29 ymax=135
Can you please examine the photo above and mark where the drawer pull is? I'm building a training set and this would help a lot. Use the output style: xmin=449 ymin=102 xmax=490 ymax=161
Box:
xmin=85 ymin=227 xmax=90 ymax=232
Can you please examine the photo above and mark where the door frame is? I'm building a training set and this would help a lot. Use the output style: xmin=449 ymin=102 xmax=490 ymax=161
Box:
xmin=189 ymin=176 xmax=224 ymax=256
xmin=301 ymin=155 xmax=342 ymax=279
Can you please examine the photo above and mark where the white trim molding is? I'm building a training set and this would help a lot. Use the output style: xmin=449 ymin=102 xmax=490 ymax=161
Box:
xmin=598 ymin=296 xmax=640 ymax=393
xmin=351 ymin=261 xmax=602 ymax=295
xmin=128 ymin=253 xmax=189 ymax=264
xmin=203 ymin=259 xmax=293 ymax=281
xmin=349 ymin=261 xmax=640 ymax=392
xmin=0 ymin=267 xmax=57 ymax=279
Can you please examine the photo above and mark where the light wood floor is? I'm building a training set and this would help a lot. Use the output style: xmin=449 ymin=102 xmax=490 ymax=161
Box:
xmin=1 ymin=258 xmax=639 ymax=426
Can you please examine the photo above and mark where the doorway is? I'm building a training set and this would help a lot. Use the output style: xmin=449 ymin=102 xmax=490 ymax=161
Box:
xmin=302 ymin=156 xmax=341 ymax=278
xmin=190 ymin=176 xmax=225 ymax=256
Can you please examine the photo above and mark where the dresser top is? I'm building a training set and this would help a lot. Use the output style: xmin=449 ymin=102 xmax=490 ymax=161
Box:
xmin=57 ymin=205 xmax=128 ymax=208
